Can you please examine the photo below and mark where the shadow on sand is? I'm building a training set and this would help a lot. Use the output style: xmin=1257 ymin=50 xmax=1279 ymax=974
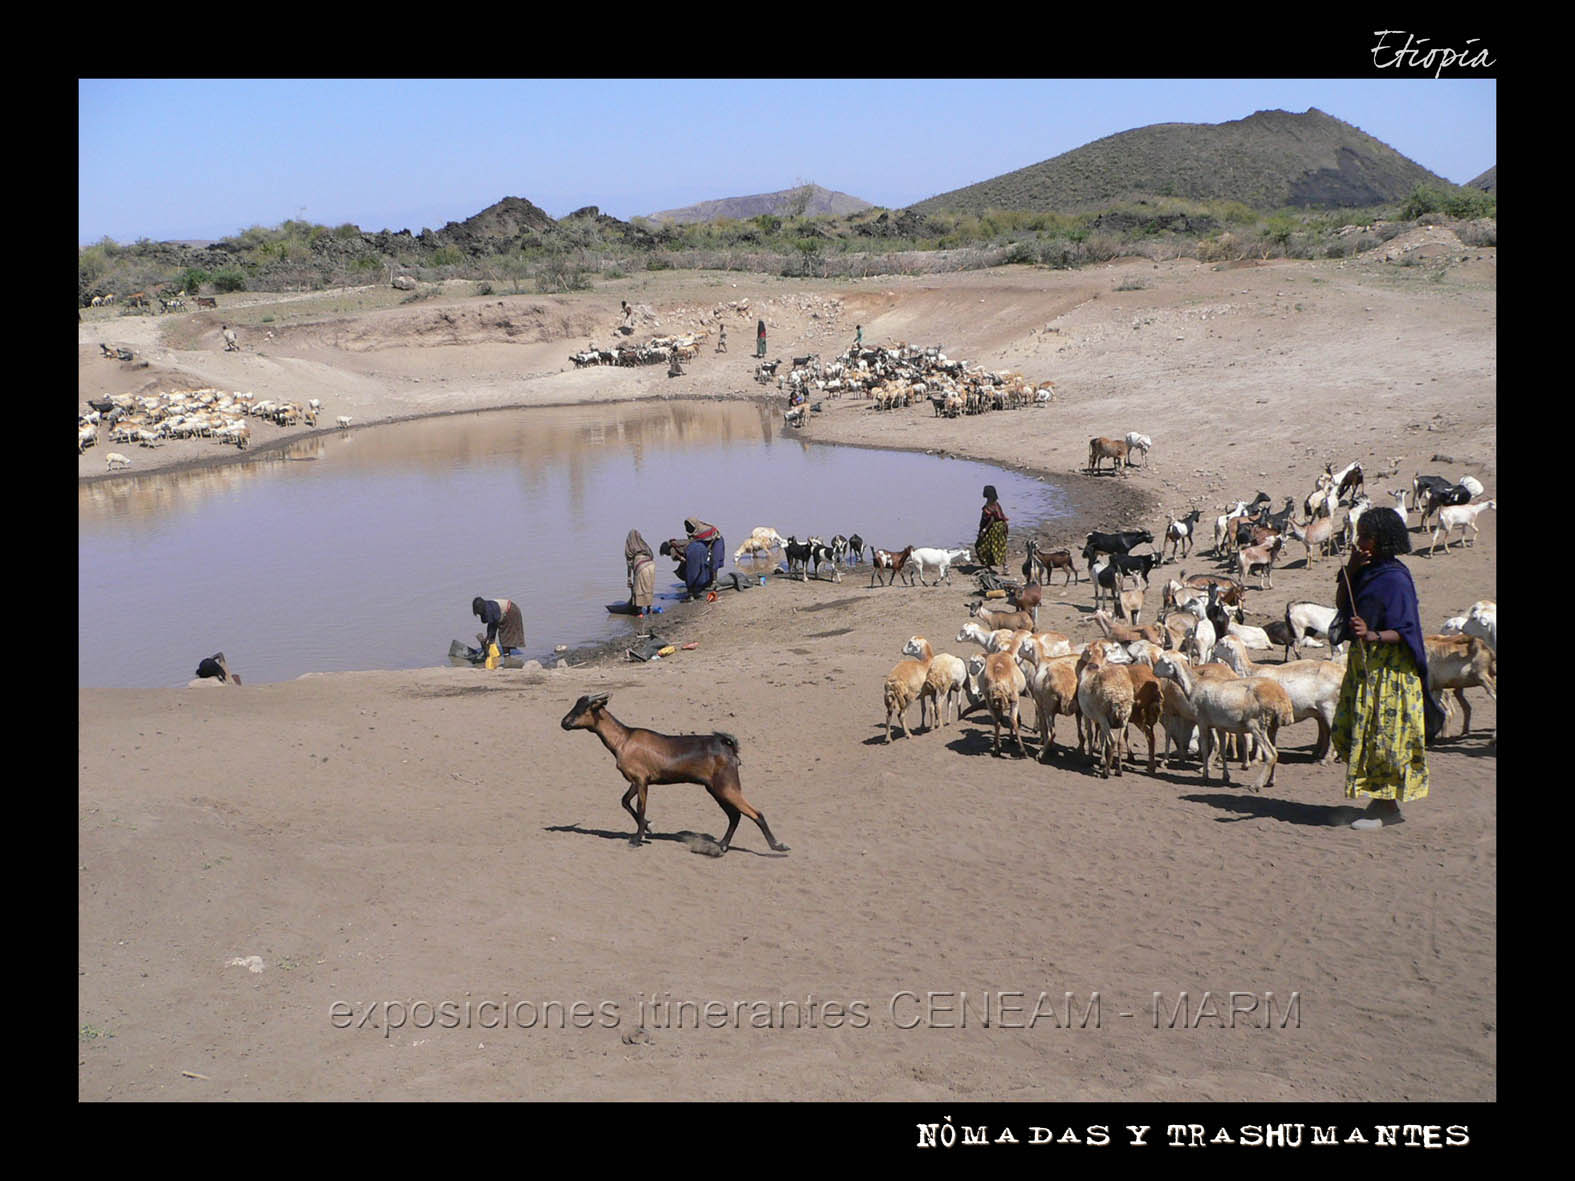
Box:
xmin=543 ymin=822 xmax=786 ymax=857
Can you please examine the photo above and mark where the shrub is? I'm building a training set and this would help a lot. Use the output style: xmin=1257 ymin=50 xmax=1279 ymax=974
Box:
xmin=213 ymin=269 xmax=248 ymax=293
xmin=181 ymin=268 xmax=211 ymax=294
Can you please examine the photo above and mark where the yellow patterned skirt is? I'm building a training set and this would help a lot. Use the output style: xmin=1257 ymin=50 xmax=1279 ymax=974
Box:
xmin=976 ymin=519 xmax=1008 ymax=569
xmin=1331 ymin=640 xmax=1430 ymax=802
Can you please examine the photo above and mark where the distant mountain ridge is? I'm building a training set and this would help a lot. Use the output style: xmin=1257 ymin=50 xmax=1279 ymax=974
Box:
xmin=908 ymin=108 xmax=1462 ymax=215
xmin=646 ymin=184 xmax=873 ymax=225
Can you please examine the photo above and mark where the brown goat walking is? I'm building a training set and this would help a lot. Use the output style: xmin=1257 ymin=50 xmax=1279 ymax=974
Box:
xmin=560 ymin=693 xmax=789 ymax=854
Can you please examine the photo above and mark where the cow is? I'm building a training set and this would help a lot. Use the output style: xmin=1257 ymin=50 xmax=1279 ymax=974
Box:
xmin=1083 ymin=529 xmax=1155 ymax=565
xmin=1087 ymin=436 xmax=1130 ymax=474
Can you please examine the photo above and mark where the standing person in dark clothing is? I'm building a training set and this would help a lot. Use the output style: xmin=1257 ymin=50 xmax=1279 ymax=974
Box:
xmin=975 ymin=485 xmax=1009 ymax=575
xmin=1331 ymin=506 xmax=1444 ymax=830
xmin=625 ymin=530 xmax=656 ymax=616
xmin=472 ymin=595 xmax=525 ymax=653
xmin=756 ymin=319 xmax=767 ymax=358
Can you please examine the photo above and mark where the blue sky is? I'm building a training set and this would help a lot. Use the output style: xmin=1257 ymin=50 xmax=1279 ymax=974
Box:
xmin=78 ymin=78 xmax=1497 ymax=245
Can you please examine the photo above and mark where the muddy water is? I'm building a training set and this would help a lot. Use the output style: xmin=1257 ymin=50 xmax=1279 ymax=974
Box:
xmin=78 ymin=400 xmax=1069 ymax=687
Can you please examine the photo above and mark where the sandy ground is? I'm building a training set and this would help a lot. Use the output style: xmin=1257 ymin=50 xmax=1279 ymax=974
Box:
xmin=79 ymin=233 xmax=1496 ymax=1101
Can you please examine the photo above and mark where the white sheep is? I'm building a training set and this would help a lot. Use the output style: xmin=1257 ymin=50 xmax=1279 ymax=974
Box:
xmin=1075 ymin=643 xmax=1135 ymax=777
xmin=917 ymin=652 xmax=969 ymax=730
xmin=1151 ymin=652 xmax=1294 ymax=791
xmin=1462 ymin=600 xmax=1496 ymax=652
xmin=104 ymin=451 xmax=131 ymax=471
xmin=1209 ymin=635 xmax=1345 ymax=764
xmin=1025 ymin=654 xmax=1083 ymax=760
xmin=884 ymin=637 xmax=934 ymax=741
xmin=981 ymin=650 xmax=1030 ymax=758
xmin=336 ymin=415 xmax=353 ymax=429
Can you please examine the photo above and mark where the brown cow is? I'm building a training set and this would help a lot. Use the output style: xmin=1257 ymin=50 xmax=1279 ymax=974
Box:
xmin=1088 ymin=436 xmax=1129 ymax=474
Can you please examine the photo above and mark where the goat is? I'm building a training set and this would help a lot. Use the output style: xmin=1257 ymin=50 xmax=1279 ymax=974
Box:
xmin=104 ymin=451 xmax=131 ymax=471
xmin=1151 ymin=653 xmax=1293 ymax=791
xmin=845 ymin=534 xmax=865 ymax=566
xmin=1025 ymin=540 xmax=1078 ymax=585
xmin=783 ymin=536 xmax=815 ymax=581
xmin=1412 ymin=474 xmax=1465 ymax=529
xmin=1115 ymin=574 xmax=1146 ymax=624
xmin=1102 ymin=550 xmax=1161 ymax=587
xmin=907 ymin=546 xmax=971 ymax=587
xmin=1328 ymin=460 xmax=1364 ymax=504
xmin=884 ymin=637 xmax=934 ymax=740
xmin=336 ymin=415 xmax=353 ymax=429
xmin=1123 ymin=432 xmax=1152 ymax=465
xmin=1087 ymin=436 xmax=1130 ymax=474
xmin=1090 ymin=609 xmax=1165 ymax=648
xmin=1236 ymin=534 xmax=1283 ymax=589
xmin=870 ymin=545 xmax=916 ymax=587
xmin=1427 ymin=500 xmax=1495 ymax=554
xmin=1162 ymin=509 xmax=1203 ymax=562
xmin=1088 ymin=555 xmax=1122 ymax=611
xmin=560 ymin=693 xmax=788 ymax=853
xmin=807 ymin=539 xmax=843 ymax=581
xmin=968 ymin=600 xmax=1035 ymax=634
xmin=1424 ymin=634 xmax=1497 ymax=740
xmin=1286 ymin=514 xmax=1337 ymax=568
xmin=1283 ymin=600 xmax=1339 ymax=661
xmin=1007 ymin=581 xmax=1043 ymax=624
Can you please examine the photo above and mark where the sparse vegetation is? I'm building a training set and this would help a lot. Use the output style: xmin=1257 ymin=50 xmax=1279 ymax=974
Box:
xmin=78 ymin=116 xmax=1496 ymax=304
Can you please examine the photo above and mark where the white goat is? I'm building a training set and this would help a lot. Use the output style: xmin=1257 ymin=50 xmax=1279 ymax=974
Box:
xmin=1428 ymin=500 xmax=1496 ymax=554
xmin=1124 ymin=432 xmax=1152 ymax=465
xmin=104 ymin=451 xmax=131 ymax=471
xmin=907 ymin=546 xmax=971 ymax=587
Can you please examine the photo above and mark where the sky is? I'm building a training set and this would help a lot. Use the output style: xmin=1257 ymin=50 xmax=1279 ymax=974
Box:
xmin=78 ymin=78 xmax=1497 ymax=246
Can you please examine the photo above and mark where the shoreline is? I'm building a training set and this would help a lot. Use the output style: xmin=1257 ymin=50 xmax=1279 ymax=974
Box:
xmin=83 ymin=387 xmax=1157 ymax=683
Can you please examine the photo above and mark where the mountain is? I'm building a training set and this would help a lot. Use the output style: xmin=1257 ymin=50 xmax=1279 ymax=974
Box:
xmin=1466 ymin=165 xmax=1496 ymax=194
xmin=908 ymin=108 xmax=1460 ymax=215
xmin=646 ymin=184 xmax=874 ymax=225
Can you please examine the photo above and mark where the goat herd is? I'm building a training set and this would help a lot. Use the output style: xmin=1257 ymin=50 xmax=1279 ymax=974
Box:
xmin=563 ymin=456 xmax=1495 ymax=854
xmin=871 ymin=456 xmax=1497 ymax=795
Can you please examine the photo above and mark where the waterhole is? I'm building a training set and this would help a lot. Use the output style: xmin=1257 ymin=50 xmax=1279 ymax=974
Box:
xmin=79 ymin=400 xmax=1069 ymax=687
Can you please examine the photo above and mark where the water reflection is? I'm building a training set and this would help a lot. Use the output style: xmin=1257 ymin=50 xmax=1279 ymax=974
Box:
xmin=80 ymin=400 xmax=1068 ymax=688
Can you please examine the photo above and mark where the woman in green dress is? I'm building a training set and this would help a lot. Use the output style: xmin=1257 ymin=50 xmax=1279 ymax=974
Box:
xmin=1330 ymin=507 xmax=1445 ymax=829
xmin=975 ymin=485 xmax=1008 ymax=574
